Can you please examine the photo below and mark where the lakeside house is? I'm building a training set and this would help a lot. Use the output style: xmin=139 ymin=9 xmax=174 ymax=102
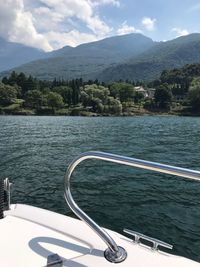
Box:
xmin=134 ymin=86 xmax=155 ymax=99
xmin=147 ymin=88 xmax=156 ymax=99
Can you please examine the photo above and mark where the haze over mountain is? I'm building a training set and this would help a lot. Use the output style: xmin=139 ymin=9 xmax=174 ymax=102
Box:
xmin=0 ymin=34 xmax=155 ymax=80
xmin=1 ymin=33 xmax=200 ymax=82
xmin=0 ymin=37 xmax=46 ymax=72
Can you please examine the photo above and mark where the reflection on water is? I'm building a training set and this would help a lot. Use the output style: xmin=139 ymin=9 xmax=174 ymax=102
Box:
xmin=0 ymin=115 xmax=200 ymax=261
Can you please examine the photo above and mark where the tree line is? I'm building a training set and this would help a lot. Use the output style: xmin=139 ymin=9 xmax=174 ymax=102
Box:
xmin=147 ymin=63 xmax=200 ymax=112
xmin=0 ymin=72 xmax=138 ymax=115
xmin=0 ymin=63 xmax=200 ymax=115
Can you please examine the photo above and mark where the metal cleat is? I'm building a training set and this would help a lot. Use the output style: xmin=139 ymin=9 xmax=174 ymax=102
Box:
xmin=123 ymin=228 xmax=173 ymax=251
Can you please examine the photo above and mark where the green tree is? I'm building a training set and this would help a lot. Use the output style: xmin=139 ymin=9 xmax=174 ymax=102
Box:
xmin=154 ymin=85 xmax=172 ymax=109
xmin=80 ymin=90 xmax=90 ymax=107
xmin=8 ymin=71 xmax=18 ymax=86
xmin=110 ymin=82 xmax=135 ymax=103
xmin=16 ymin=72 xmax=27 ymax=96
xmin=2 ymin=77 xmax=9 ymax=85
xmin=25 ymin=90 xmax=43 ymax=109
xmin=52 ymin=86 xmax=72 ymax=105
xmin=109 ymin=83 xmax=121 ymax=99
xmin=0 ymin=83 xmax=18 ymax=106
xmin=90 ymin=98 xmax=104 ymax=113
xmin=80 ymin=84 xmax=110 ymax=109
xmin=22 ymin=75 xmax=38 ymax=95
xmin=71 ymin=79 xmax=80 ymax=105
xmin=188 ymin=77 xmax=200 ymax=111
xmin=40 ymin=87 xmax=50 ymax=95
xmin=105 ymin=97 xmax=122 ymax=115
xmin=46 ymin=92 xmax=64 ymax=112
xmin=189 ymin=88 xmax=200 ymax=111
xmin=119 ymin=83 xmax=135 ymax=103
xmin=190 ymin=76 xmax=200 ymax=88
xmin=134 ymin=91 xmax=144 ymax=104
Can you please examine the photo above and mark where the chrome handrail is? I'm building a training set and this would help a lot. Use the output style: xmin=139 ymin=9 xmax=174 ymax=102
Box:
xmin=64 ymin=151 xmax=200 ymax=263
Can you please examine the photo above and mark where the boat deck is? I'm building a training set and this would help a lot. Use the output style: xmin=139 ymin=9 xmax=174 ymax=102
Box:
xmin=0 ymin=204 xmax=199 ymax=267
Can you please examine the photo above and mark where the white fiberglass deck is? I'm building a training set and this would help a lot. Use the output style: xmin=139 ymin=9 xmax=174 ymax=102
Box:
xmin=0 ymin=204 xmax=199 ymax=267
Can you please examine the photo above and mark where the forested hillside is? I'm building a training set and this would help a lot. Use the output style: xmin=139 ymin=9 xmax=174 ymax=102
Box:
xmin=98 ymin=34 xmax=200 ymax=82
xmin=0 ymin=34 xmax=155 ymax=80
xmin=1 ymin=33 xmax=200 ymax=84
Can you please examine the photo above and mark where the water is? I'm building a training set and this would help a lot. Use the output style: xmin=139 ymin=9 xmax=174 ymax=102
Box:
xmin=0 ymin=115 xmax=200 ymax=262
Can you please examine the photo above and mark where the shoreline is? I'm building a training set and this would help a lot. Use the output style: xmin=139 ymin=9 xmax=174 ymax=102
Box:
xmin=1 ymin=104 xmax=199 ymax=117
xmin=0 ymin=112 xmax=199 ymax=117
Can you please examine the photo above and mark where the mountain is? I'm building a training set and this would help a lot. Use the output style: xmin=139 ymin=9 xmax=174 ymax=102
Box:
xmin=0 ymin=34 xmax=155 ymax=80
xmin=2 ymin=33 xmax=200 ymax=83
xmin=0 ymin=37 xmax=47 ymax=72
xmin=98 ymin=33 xmax=200 ymax=82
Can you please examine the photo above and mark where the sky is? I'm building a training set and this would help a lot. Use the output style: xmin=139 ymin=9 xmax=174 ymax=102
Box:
xmin=0 ymin=0 xmax=199 ymax=52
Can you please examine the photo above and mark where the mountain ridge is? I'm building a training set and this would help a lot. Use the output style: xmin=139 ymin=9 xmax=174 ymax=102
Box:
xmin=1 ymin=33 xmax=200 ymax=82
xmin=98 ymin=33 xmax=200 ymax=82
xmin=0 ymin=33 xmax=156 ymax=80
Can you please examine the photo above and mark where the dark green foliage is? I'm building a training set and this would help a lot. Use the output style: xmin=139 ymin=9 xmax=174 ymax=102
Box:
xmin=160 ymin=63 xmax=200 ymax=92
xmin=188 ymin=77 xmax=200 ymax=111
xmin=46 ymin=92 xmax=64 ymax=111
xmin=8 ymin=71 xmax=18 ymax=86
xmin=16 ymin=72 xmax=26 ymax=88
xmin=25 ymin=90 xmax=43 ymax=109
xmin=105 ymin=97 xmax=122 ymax=115
xmin=109 ymin=82 xmax=135 ymax=102
xmin=156 ymin=63 xmax=200 ymax=105
xmin=2 ymin=77 xmax=9 ymax=84
xmin=154 ymin=85 xmax=172 ymax=109
xmin=3 ymin=71 xmax=38 ymax=96
xmin=24 ymin=76 xmax=38 ymax=92
xmin=70 ymin=79 xmax=80 ymax=105
xmin=134 ymin=91 xmax=144 ymax=103
xmin=143 ymin=99 xmax=154 ymax=109
xmin=1 ymin=62 xmax=200 ymax=115
xmin=118 ymin=83 xmax=135 ymax=102
xmin=52 ymin=86 xmax=72 ymax=105
xmin=80 ymin=84 xmax=109 ymax=113
xmin=189 ymin=87 xmax=200 ymax=111
xmin=0 ymin=83 xmax=18 ymax=106
xmin=109 ymin=83 xmax=121 ymax=98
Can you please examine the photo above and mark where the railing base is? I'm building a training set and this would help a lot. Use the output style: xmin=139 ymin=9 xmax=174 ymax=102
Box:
xmin=104 ymin=246 xmax=127 ymax=263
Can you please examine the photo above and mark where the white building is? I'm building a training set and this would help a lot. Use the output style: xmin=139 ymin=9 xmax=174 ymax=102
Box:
xmin=134 ymin=86 xmax=148 ymax=98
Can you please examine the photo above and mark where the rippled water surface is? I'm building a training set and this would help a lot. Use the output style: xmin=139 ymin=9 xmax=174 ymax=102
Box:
xmin=0 ymin=115 xmax=200 ymax=262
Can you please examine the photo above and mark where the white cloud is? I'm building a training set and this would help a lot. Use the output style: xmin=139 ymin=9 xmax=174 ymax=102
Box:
xmin=0 ymin=0 xmax=113 ymax=51
xmin=171 ymin=28 xmax=189 ymax=37
xmin=45 ymin=30 xmax=98 ymax=49
xmin=117 ymin=21 xmax=142 ymax=35
xmin=0 ymin=0 xmax=52 ymax=51
xmin=86 ymin=16 xmax=111 ymax=36
xmin=142 ymin=17 xmax=156 ymax=31
xmin=35 ymin=0 xmax=112 ymax=35
xmin=91 ymin=0 xmax=120 ymax=7
xmin=33 ymin=7 xmax=64 ymax=31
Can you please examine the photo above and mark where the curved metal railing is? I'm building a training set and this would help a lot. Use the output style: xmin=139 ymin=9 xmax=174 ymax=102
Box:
xmin=64 ymin=151 xmax=200 ymax=263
